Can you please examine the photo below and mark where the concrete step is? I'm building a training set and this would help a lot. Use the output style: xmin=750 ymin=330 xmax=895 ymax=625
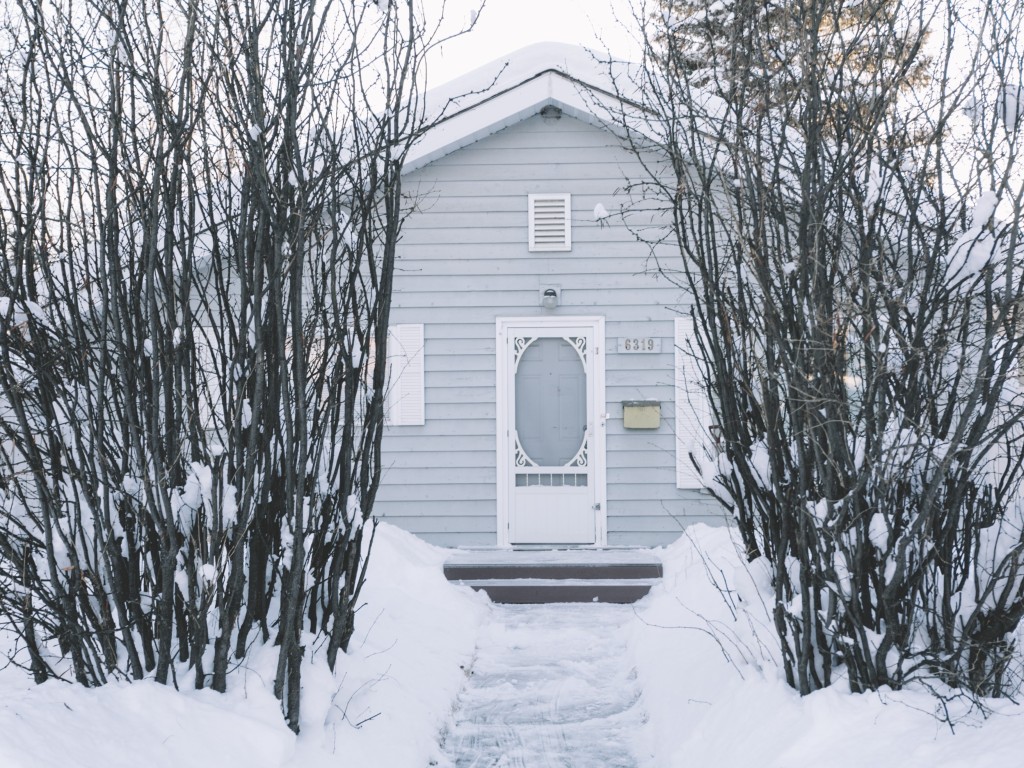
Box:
xmin=444 ymin=561 xmax=663 ymax=581
xmin=455 ymin=578 xmax=658 ymax=604
xmin=444 ymin=551 xmax=662 ymax=604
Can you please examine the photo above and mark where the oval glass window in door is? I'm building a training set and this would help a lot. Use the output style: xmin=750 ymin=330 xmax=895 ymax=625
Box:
xmin=514 ymin=337 xmax=587 ymax=467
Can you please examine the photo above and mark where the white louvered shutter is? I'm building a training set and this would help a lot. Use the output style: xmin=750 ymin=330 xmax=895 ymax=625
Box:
xmin=675 ymin=316 xmax=709 ymax=489
xmin=528 ymin=193 xmax=572 ymax=252
xmin=386 ymin=324 xmax=425 ymax=426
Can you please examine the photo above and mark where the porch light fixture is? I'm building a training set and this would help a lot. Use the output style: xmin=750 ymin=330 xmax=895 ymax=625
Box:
xmin=541 ymin=287 xmax=560 ymax=310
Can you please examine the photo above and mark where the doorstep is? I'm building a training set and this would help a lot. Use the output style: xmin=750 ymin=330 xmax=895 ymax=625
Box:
xmin=443 ymin=549 xmax=663 ymax=604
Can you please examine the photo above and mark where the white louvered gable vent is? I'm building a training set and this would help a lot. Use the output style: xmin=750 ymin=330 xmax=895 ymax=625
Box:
xmin=528 ymin=193 xmax=572 ymax=252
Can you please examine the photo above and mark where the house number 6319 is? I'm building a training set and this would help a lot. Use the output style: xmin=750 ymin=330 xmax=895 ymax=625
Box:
xmin=618 ymin=337 xmax=661 ymax=353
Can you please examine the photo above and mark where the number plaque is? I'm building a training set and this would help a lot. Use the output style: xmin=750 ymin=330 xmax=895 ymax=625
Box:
xmin=617 ymin=337 xmax=661 ymax=353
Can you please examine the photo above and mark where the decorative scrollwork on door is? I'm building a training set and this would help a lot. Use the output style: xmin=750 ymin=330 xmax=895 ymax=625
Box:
xmin=567 ymin=430 xmax=589 ymax=468
xmin=512 ymin=336 xmax=536 ymax=372
xmin=567 ymin=336 xmax=587 ymax=365
xmin=513 ymin=432 xmax=538 ymax=468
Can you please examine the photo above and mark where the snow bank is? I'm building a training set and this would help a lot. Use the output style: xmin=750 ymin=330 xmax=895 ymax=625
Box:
xmin=0 ymin=523 xmax=489 ymax=768
xmin=9 ymin=519 xmax=1024 ymax=767
xmin=634 ymin=524 xmax=1024 ymax=768
xmin=290 ymin=523 xmax=489 ymax=766
xmin=0 ymin=679 xmax=291 ymax=768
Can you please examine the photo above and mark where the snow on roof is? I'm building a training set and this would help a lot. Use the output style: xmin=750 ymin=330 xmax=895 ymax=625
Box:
xmin=406 ymin=42 xmax=638 ymax=173
xmin=424 ymin=42 xmax=622 ymax=113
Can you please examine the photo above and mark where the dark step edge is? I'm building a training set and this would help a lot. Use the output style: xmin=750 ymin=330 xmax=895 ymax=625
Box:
xmin=464 ymin=582 xmax=654 ymax=604
xmin=443 ymin=562 xmax=663 ymax=581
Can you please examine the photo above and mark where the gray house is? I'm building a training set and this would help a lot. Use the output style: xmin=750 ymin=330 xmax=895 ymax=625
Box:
xmin=374 ymin=44 xmax=724 ymax=548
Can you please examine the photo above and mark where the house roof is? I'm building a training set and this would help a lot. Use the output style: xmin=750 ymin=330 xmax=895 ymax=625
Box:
xmin=405 ymin=43 xmax=639 ymax=174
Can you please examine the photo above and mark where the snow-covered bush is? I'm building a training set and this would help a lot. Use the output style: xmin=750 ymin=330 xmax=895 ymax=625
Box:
xmin=0 ymin=0 xmax=456 ymax=733
xmin=625 ymin=0 xmax=1024 ymax=699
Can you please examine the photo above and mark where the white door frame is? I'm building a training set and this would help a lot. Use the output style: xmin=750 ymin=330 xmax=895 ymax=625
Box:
xmin=495 ymin=316 xmax=607 ymax=547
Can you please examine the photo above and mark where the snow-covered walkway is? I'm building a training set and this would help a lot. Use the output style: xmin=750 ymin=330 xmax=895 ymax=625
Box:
xmin=438 ymin=602 xmax=652 ymax=767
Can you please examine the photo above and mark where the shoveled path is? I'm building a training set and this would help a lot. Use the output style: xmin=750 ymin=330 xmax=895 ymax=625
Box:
xmin=438 ymin=602 xmax=653 ymax=767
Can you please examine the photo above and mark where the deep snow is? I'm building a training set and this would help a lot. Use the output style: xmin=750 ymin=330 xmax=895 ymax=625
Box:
xmin=635 ymin=527 xmax=1024 ymax=768
xmin=0 ymin=524 xmax=489 ymax=768
xmin=3 ymin=522 xmax=1024 ymax=767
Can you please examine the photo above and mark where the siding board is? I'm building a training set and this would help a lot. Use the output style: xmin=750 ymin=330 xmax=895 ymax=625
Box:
xmin=377 ymin=504 xmax=497 ymax=521
xmin=376 ymin=513 xmax=497 ymax=533
xmin=401 ymin=178 xmax=644 ymax=198
xmin=390 ymin=306 xmax=677 ymax=324
xmin=390 ymin=290 xmax=683 ymax=309
xmin=398 ymin=224 xmax=646 ymax=246
xmin=380 ymin=450 xmax=495 ymax=469
xmin=391 ymin=419 xmax=494 ymax=437
xmin=395 ymin=274 xmax=666 ymax=293
xmin=382 ymin=467 xmax=497 ymax=486
xmin=419 ymin=403 xmax=496 ymax=421
xmin=407 ymin=162 xmax=636 ymax=184
xmin=395 ymin=256 xmax=663 ymax=274
xmin=382 ymin=435 xmax=496 ymax=452
xmin=426 ymin=388 xmax=494 ymax=404
xmin=376 ymin=483 xmax=494 ymax=502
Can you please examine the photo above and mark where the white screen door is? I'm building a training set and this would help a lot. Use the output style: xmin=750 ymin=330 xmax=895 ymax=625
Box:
xmin=497 ymin=318 xmax=605 ymax=545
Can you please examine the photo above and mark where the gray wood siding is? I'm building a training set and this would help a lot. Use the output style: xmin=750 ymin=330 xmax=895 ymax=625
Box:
xmin=375 ymin=114 xmax=726 ymax=547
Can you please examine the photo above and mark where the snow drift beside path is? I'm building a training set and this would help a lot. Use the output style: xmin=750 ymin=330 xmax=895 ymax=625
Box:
xmin=0 ymin=679 xmax=292 ymax=768
xmin=6 ymin=521 xmax=1024 ymax=767
xmin=0 ymin=523 xmax=489 ymax=768
xmin=290 ymin=523 xmax=489 ymax=766
xmin=634 ymin=524 xmax=1024 ymax=768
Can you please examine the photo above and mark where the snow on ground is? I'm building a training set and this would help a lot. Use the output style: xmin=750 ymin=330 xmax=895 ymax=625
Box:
xmin=0 ymin=524 xmax=489 ymax=768
xmin=4 ymin=522 xmax=1024 ymax=767
xmin=439 ymin=602 xmax=651 ymax=766
xmin=634 ymin=524 xmax=1024 ymax=768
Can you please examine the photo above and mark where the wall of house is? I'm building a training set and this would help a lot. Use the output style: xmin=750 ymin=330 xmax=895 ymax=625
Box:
xmin=374 ymin=112 xmax=726 ymax=547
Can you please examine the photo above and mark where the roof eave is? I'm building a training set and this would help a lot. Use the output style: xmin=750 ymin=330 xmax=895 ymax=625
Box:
xmin=404 ymin=48 xmax=648 ymax=175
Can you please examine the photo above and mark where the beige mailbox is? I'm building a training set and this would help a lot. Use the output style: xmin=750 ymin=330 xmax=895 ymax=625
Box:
xmin=622 ymin=400 xmax=661 ymax=429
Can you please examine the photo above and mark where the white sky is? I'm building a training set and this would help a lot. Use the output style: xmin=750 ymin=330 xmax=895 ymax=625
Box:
xmin=425 ymin=0 xmax=642 ymax=87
